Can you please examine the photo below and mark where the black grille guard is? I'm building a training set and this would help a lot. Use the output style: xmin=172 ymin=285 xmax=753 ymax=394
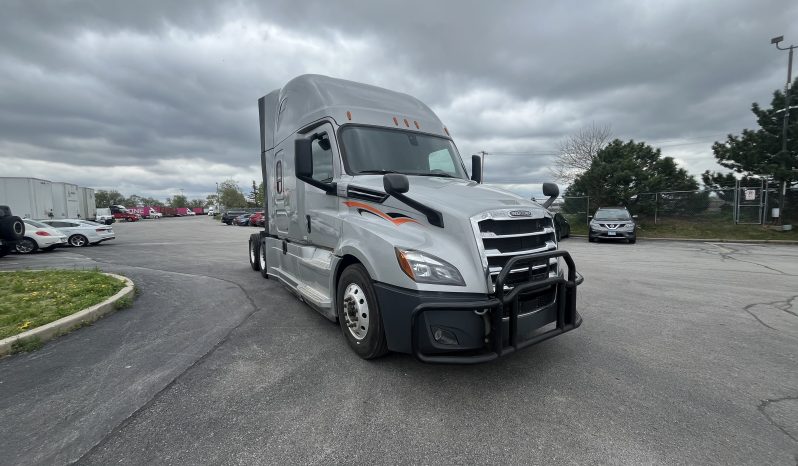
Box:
xmin=410 ymin=250 xmax=583 ymax=364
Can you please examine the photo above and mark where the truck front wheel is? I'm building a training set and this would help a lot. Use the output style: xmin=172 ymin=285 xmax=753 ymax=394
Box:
xmin=336 ymin=264 xmax=388 ymax=359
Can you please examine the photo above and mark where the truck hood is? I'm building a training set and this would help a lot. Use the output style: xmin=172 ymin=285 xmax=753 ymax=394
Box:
xmin=345 ymin=175 xmax=549 ymax=220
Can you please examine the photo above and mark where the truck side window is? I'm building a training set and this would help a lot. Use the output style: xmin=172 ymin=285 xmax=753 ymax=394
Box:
xmin=428 ymin=149 xmax=456 ymax=173
xmin=311 ymin=134 xmax=334 ymax=183
xmin=276 ymin=161 xmax=283 ymax=193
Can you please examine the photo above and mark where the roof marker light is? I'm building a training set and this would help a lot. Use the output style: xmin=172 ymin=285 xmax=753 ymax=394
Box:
xmin=403 ymin=118 xmax=410 ymax=127
xmin=414 ymin=120 xmax=420 ymax=129
xmin=444 ymin=127 xmax=450 ymax=136
xmin=346 ymin=111 xmax=352 ymax=121
xmin=393 ymin=117 xmax=399 ymax=125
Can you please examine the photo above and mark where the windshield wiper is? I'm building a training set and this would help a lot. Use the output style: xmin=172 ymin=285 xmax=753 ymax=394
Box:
xmin=408 ymin=172 xmax=459 ymax=179
xmin=358 ymin=169 xmax=401 ymax=175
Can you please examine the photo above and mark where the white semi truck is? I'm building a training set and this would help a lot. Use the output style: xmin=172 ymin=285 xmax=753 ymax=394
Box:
xmin=248 ymin=75 xmax=582 ymax=363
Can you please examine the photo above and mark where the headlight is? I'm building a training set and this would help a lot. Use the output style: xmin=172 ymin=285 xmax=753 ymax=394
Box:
xmin=395 ymin=248 xmax=465 ymax=286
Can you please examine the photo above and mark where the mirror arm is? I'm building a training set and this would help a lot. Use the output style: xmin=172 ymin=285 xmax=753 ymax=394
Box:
xmin=385 ymin=188 xmax=444 ymax=228
xmin=298 ymin=175 xmax=337 ymax=195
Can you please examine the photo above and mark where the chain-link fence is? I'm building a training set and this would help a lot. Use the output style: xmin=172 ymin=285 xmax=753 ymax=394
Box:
xmin=551 ymin=182 xmax=797 ymax=235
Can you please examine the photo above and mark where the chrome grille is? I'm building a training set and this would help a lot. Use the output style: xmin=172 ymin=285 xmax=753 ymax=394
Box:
xmin=472 ymin=210 xmax=558 ymax=291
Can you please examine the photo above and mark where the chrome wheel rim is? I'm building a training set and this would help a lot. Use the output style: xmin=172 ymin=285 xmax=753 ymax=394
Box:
xmin=342 ymin=283 xmax=369 ymax=340
xmin=16 ymin=239 xmax=34 ymax=253
xmin=249 ymin=242 xmax=256 ymax=264
xmin=70 ymin=236 xmax=86 ymax=247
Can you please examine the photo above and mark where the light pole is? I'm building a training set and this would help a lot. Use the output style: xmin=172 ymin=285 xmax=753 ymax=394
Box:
xmin=771 ymin=35 xmax=795 ymax=226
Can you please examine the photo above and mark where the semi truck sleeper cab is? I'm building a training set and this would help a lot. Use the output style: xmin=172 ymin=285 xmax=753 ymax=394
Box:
xmin=248 ymin=74 xmax=582 ymax=363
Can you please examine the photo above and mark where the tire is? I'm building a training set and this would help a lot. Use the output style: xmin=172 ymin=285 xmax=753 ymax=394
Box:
xmin=336 ymin=264 xmax=388 ymax=359
xmin=249 ymin=234 xmax=261 ymax=271
xmin=0 ymin=245 xmax=9 ymax=258
xmin=15 ymin=237 xmax=38 ymax=254
xmin=259 ymin=239 xmax=269 ymax=279
xmin=68 ymin=234 xmax=89 ymax=247
xmin=588 ymin=236 xmax=595 ymax=243
xmin=0 ymin=216 xmax=25 ymax=241
xmin=628 ymin=238 xmax=636 ymax=244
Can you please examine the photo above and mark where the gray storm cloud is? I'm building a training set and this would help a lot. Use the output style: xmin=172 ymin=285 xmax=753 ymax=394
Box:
xmin=1 ymin=0 xmax=796 ymax=200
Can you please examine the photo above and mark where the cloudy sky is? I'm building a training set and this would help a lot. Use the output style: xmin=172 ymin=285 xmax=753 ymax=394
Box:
xmin=1 ymin=0 xmax=796 ymax=201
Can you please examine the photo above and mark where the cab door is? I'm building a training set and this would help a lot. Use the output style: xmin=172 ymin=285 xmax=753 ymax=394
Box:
xmin=296 ymin=122 xmax=341 ymax=249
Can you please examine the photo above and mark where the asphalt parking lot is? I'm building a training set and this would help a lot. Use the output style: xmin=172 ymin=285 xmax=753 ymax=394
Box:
xmin=1 ymin=216 xmax=796 ymax=465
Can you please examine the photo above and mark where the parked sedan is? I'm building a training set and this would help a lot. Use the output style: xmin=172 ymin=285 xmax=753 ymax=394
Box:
xmin=233 ymin=213 xmax=251 ymax=226
xmin=222 ymin=210 xmax=248 ymax=224
xmin=39 ymin=219 xmax=116 ymax=247
xmin=553 ymin=212 xmax=570 ymax=241
xmin=15 ymin=219 xmax=68 ymax=253
xmin=249 ymin=212 xmax=265 ymax=227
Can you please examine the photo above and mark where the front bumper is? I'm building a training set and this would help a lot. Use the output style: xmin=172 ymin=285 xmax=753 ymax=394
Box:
xmin=590 ymin=229 xmax=635 ymax=240
xmin=374 ymin=250 xmax=583 ymax=364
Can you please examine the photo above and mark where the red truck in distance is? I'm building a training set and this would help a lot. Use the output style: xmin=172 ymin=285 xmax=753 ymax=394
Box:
xmin=109 ymin=205 xmax=139 ymax=222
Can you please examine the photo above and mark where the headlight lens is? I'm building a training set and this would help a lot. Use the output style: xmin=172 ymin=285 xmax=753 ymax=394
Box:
xmin=395 ymin=248 xmax=465 ymax=286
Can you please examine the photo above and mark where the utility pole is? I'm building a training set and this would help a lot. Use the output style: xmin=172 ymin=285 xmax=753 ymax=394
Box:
xmin=478 ymin=151 xmax=487 ymax=181
xmin=771 ymin=35 xmax=795 ymax=226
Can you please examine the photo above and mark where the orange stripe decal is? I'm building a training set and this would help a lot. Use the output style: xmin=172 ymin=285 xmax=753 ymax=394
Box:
xmin=344 ymin=201 xmax=420 ymax=226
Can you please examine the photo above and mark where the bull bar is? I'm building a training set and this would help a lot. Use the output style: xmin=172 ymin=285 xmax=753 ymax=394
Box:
xmin=409 ymin=250 xmax=583 ymax=364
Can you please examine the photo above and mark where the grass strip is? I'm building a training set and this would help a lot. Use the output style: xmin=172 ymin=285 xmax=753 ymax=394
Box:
xmin=0 ymin=270 xmax=125 ymax=339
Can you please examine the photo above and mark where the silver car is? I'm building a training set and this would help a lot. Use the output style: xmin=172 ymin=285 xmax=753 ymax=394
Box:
xmin=39 ymin=219 xmax=116 ymax=247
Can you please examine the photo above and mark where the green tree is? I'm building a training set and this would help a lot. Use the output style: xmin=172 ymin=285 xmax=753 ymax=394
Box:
xmin=712 ymin=77 xmax=798 ymax=212
xmin=255 ymin=182 xmax=264 ymax=207
xmin=564 ymin=139 xmax=699 ymax=211
xmin=95 ymin=189 xmax=126 ymax=207
xmin=169 ymin=194 xmax=188 ymax=208
xmin=218 ymin=179 xmax=247 ymax=208
xmin=188 ymin=199 xmax=205 ymax=209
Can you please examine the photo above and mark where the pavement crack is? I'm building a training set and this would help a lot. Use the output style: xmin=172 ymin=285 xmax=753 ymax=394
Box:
xmin=705 ymin=242 xmax=792 ymax=276
xmin=757 ymin=395 xmax=798 ymax=444
xmin=742 ymin=295 xmax=798 ymax=331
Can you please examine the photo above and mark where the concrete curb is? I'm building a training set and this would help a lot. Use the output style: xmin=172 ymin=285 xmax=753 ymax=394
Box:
xmin=569 ymin=235 xmax=798 ymax=245
xmin=0 ymin=272 xmax=135 ymax=357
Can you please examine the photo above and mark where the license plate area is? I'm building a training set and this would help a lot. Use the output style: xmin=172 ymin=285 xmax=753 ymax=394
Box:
xmin=608 ymin=231 xmax=616 ymax=236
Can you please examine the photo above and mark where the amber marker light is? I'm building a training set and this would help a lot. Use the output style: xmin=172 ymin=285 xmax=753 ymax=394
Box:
xmin=395 ymin=248 xmax=415 ymax=280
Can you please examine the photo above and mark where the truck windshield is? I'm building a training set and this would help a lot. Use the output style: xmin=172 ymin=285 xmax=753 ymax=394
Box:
xmin=340 ymin=126 xmax=467 ymax=179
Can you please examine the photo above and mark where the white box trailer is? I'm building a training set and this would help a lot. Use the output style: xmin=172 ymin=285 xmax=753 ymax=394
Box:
xmin=0 ymin=177 xmax=55 ymax=219
xmin=52 ymin=182 xmax=80 ymax=219
xmin=77 ymin=187 xmax=96 ymax=220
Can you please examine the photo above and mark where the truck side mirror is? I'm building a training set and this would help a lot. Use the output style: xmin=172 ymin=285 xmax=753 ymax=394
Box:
xmin=632 ymin=215 xmax=639 ymax=219
xmin=383 ymin=173 xmax=409 ymax=194
xmin=471 ymin=155 xmax=482 ymax=183
xmin=541 ymin=182 xmax=559 ymax=209
xmin=588 ymin=215 xmax=593 ymax=220
xmin=295 ymin=138 xmax=313 ymax=178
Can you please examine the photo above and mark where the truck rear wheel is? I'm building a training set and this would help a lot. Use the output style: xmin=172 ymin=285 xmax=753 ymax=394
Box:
xmin=259 ymin=240 xmax=269 ymax=279
xmin=336 ymin=264 xmax=388 ymax=359
xmin=249 ymin=234 xmax=261 ymax=271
